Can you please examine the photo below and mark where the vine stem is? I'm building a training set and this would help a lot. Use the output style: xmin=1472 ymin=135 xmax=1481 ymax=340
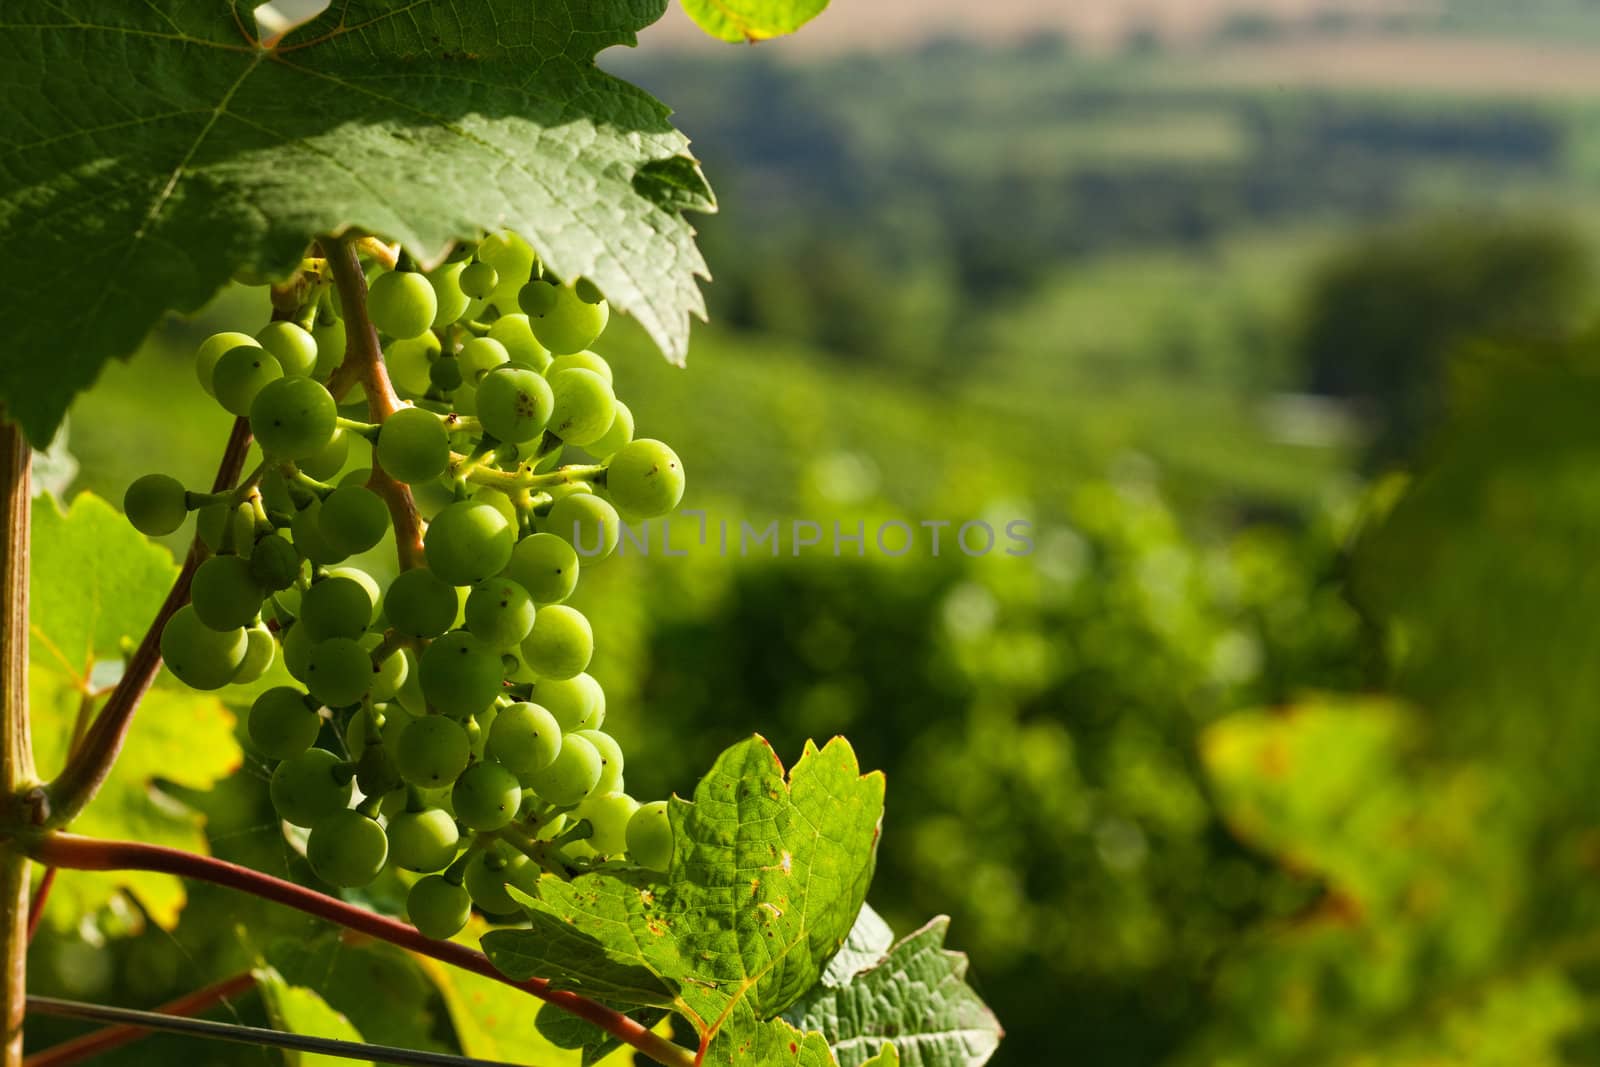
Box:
xmin=324 ymin=234 xmax=425 ymax=570
xmin=1 ymin=412 xmax=36 ymax=1067
xmin=44 ymin=418 xmax=254 ymax=829
xmin=23 ymin=971 xmax=256 ymax=1067
xmin=28 ymin=834 xmax=696 ymax=1067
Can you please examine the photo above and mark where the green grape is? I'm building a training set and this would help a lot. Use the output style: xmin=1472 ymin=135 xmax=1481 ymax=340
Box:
xmin=478 ymin=231 xmax=536 ymax=283
xmin=297 ymin=427 xmax=350 ymax=482
xmin=546 ymin=368 xmax=616 ymax=446
xmin=307 ymin=810 xmax=389 ymax=888
xmin=231 ymin=624 xmax=277 ymax=685
xmin=160 ymin=605 xmax=248 ymax=691
xmin=191 ymin=554 xmax=264 ymax=631
xmin=408 ymin=875 xmax=471 ymax=939
xmin=459 ymin=260 xmax=499 ymax=299
xmin=458 ymin=337 xmax=509 ymax=385
xmin=529 ymin=285 xmax=609 ymax=355
xmin=368 ymin=270 xmax=437 ymax=339
xmin=385 ymin=808 xmax=460 ymax=872
xmin=430 ymin=357 xmax=465 ymax=393
xmin=543 ymin=493 xmax=620 ymax=561
xmin=464 ymin=577 xmax=536 ymax=649
xmin=249 ymin=535 xmax=302 ymax=592
xmin=344 ymin=705 xmax=384 ymax=754
xmin=256 ymin=321 xmax=318 ymax=377
xmin=472 ymin=486 xmax=520 ymax=532
xmin=425 ymin=500 xmax=515 ymax=585
xmin=527 ymin=733 xmax=602 ymax=806
xmin=487 ymin=314 xmax=551 ymax=372
xmin=251 ymin=377 xmax=338 ymax=459
xmin=520 ymin=605 xmax=593 ymax=679
xmin=291 ymin=504 xmax=347 ymax=566
xmin=604 ymin=439 xmax=685 ymax=518
xmin=573 ymin=729 xmax=624 ymax=794
xmin=260 ymin=469 xmax=296 ymax=515
xmin=370 ymin=647 xmax=409 ymax=702
xmin=377 ymin=787 xmax=409 ymax=819
xmin=303 ymin=637 xmax=372 ymax=708
xmin=451 ymin=382 xmax=478 ymax=416
xmin=626 ymin=801 xmax=673 ymax=873
xmin=463 ymin=845 xmax=533 ymax=915
xmin=269 ymin=748 xmax=353 ymax=828
xmin=518 ymin=279 xmax=558 ymax=318
xmin=451 ymin=761 xmax=521 ymax=831
xmin=429 ymin=261 xmax=471 ymax=328
xmin=319 ymin=485 xmax=389 ymax=556
xmin=546 ymin=351 xmax=612 ymax=384
xmin=384 ymin=568 xmax=458 ymax=639
xmin=419 ymin=630 xmax=503 ymax=717
xmin=376 ymin=407 xmax=450 ymax=484
xmin=311 ymin=319 xmax=346 ymax=378
xmin=486 ymin=702 xmax=562 ymax=775
xmin=574 ymin=278 xmax=604 ymax=304
xmin=503 ymin=532 xmax=579 ymax=606
xmin=123 ymin=474 xmax=189 ymax=537
xmin=299 ymin=575 xmax=375 ymax=641
xmin=476 ymin=365 xmax=553 ymax=444
xmin=328 ymin=565 xmax=382 ymax=608
xmin=355 ymin=732 xmax=403 ymax=797
xmin=394 ymin=714 xmax=474 ymax=789
xmin=195 ymin=502 xmax=229 ymax=554
xmin=394 ymin=647 xmax=425 ymax=715
xmin=385 ymin=333 xmax=442 ymax=396
xmin=533 ymin=673 xmax=605 ymax=732
xmin=579 ymin=792 xmax=638 ymax=855
xmin=248 ymin=687 xmax=321 ymax=760
xmin=281 ymin=621 xmax=315 ymax=684
xmin=213 ymin=346 xmax=284 ymax=417
xmin=585 ymin=401 xmax=634 ymax=459
xmin=196 ymin=332 xmax=258 ymax=396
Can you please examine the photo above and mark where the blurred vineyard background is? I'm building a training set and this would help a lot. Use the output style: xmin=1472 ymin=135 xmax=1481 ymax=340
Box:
xmin=31 ymin=1 xmax=1600 ymax=1064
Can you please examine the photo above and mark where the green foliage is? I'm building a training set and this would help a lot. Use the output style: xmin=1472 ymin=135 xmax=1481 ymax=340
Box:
xmin=0 ymin=0 xmax=714 ymax=445
xmin=681 ymin=0 xmax=830 ymax=42
xmin=254 ymin=967 xmax=371 ymax=1067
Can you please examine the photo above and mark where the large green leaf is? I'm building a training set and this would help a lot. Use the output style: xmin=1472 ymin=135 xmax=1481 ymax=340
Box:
xmin=0 ymin=0 xmax=714 ymax=444
xmin=255 ymin=966 xmax=373 ymax=1067
xmin=29 ymin=493 xmax=240 ymax=929
xmin=786 ymin=917 xmax=1002 ymax=1067
xmin=680 ymin=0 xmax=830 ymax=42
xmin=484 ymin=735 xmax=884 ymax=1049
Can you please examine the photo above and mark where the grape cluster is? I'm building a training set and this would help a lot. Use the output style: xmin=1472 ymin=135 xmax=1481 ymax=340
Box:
xmin=124 ymin=232 xmax=683 ymax=939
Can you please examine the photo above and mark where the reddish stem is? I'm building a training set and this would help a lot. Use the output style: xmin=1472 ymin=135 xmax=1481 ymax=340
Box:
xmin=23 ymin=971 xmax=256 ymax=1067
xmin=44 ymin=418 xmax=253 ymax=828
xmin=28 ymin=834 xmax=694 ymax=1067
xmin=24 ymin=868 xmax=53 ymax=941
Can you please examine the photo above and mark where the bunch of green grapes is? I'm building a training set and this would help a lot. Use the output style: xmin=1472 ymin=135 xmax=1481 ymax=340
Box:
xmin=123 ymin=232 xmax=682 ymax=939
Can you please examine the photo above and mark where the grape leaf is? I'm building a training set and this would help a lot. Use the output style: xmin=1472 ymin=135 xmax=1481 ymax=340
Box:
xmin=534 ymin=1001 xmax=669 ymax=1065
xmin=483 ymin=735 xmax=885 ymax=1049
xmin=680 ymin=0 xmax=830 ymax=42
xmin=785 ymin=918 xmax=1002 ymax=1067
xmin=819 ymin=903 xmax=895 ymax=987
xmin=0 ymin=0 xmax=714 ymax=445
xmin=702 ymin=1006 xmax=837 ymax=1066
xmin=255 ymin=966 xmax=373 ymax=1067
xmin=28 ymin=493 xmax=240 ymax=929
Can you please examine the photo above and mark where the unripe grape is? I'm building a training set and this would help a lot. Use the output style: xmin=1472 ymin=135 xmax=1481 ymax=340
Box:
xmin=196 ymin=332 xmax=258 ymax=396
xmin=574 ymin=729 xmax=624 ymax=795
xmin=311 ymin=319 xmax=346 ymax=378
xmin=546 ymin=351 xmax=612 ymax=384
xmin=368 ymin=270 xmax=438 ymax=339
xmin=428 ymin=261 xmax=471 ymax=328
xmin=299 ymin=575 xmax=375 ymax=641
xmin=430 ymin=357 xmax=464 ymax=393
xmin=297 ymin=428 xmax=350 ymax=482
xmin=543 ymin=493 xmax=620 ymax=561
xmin=585 ymin=401 xmax=634 ymax=459
xmin=503 ymin=532 xmax=579 ymax=605
xmin=307 ymin=810 xmax=389 ymax=888
xmin=251 ymin=377 xmax=338 ymax=459
xmin=458 ymin=337 xmax=509 ymax=386
xmin=124 ymin=474 xmax=189 ymax=537
xmin=459 ymin=261 xmax=499 ymax=299
xmin=451 ymin=761 xmax=521 ymax=831
xmin=160 ymin=605 xmax=248 ymax=691
xmin=465 ymin=577 xmax=536 ymax=649
xmin=529 ymin=285 xmax=609 ymax=355
xmin=376 ymin=407 xmax=450 ymax=484
xmin=605 ymin=439 xmax=685 ymax=518
xmin=394 ymin=647 xmax=425 ymax=716
xmin=248 ymin=687 xmax=321 ymax=760
xmin=368 ymin=644 xmax=410 ymax=703
xmin=249 ymin=534 xmax=302 ymax=592
xmin=424 ymin=501 xmax=515 ymax=585
xmin=256 ymin=321 xmax=318 ymax=377
xmin=280 ymin=621 xmax=315 ymax=684
xmin=269 ymin=748 xmax=353 ymax=827
xmin=231 ymin=624 xmax=277 ymax=685
xmin=291 ymin=502 xmax=348 ymax=565
xmin=408 ymin=875 xmax=471 ymax=939
xmin=386 ymin=808 xmax=460 ymax=872
xmin=303 ymin=637 xmax=371 ymax=708
xmin=520 ymin=605 xmax=593 ymax=680
xmin=518 ymin=279 xmax=558 ymax=318
xmin=384 ymin=567 xmax=457 ymax=639
xmin=533 ymin=673 xmax=605 ymax=732
xmin=319 ymin=485 xmax=389 ymax=556
xmin=477 ymin=231 xmax=536 ymax=284
xmin=487 ymin=314 xmax=551 ymax=372
xmin=419 ymin=630 xmax=503 ymax=717
xmin=546 ymin=369 xmax=616 ymax=446
xmin=487 ymin=702 xmax=562 ymax=775
xmin=214 ymin=346 xmax=284 ymax=416
xmin=191 ymin=554 xmax=264 ymax=631
xmin=627 ymin=801 xmax=673 ymax=872
xmin=395 ymin=714 xmax=471 ymax=787
xmin=464 ymin=845 xmax=534 ymax=915
xmin=385 ymin=333 xmax=441 ymax=396
xmin=477 ymin=365 xmax=553 ymax=444
xmin=579 ymin=792 xmax=638 ymax=855
xmin=354 ymin=733 xmax=403 ymax=797
xmin=527 ymin=733 xmax=603 ymax=807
